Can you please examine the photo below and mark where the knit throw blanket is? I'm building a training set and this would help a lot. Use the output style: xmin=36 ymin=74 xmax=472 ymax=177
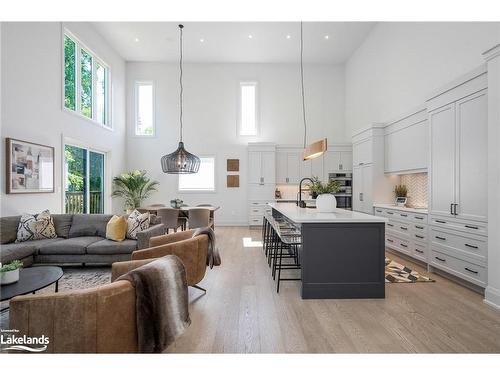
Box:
xmin=192 ymin=226 xmax=221 ymax=269
xmin=118 ymin=255 xmax=191 ymax=353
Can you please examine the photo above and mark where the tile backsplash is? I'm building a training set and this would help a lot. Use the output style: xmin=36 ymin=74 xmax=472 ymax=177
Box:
xmin=400 ymin=173 xmax=428 ymax=208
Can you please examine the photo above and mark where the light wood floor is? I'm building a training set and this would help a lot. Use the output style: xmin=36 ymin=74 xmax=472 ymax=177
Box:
xmin=167 ymin=226 xmax=500 ymax=353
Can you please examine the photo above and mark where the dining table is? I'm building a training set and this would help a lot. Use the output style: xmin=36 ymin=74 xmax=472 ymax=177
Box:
xmin=141 ymin=205 xmax=220 ymax=221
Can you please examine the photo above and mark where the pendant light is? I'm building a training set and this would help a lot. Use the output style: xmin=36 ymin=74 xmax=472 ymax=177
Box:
xmin=161 ymin=24 xmax=201 ymax=174
xmin=300 ymin=21 xmax=327 ymax=161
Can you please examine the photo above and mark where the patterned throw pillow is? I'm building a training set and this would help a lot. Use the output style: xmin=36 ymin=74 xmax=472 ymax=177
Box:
xmin=16 ymin=210 xmax=57 ymax=243
xmin=126 ymin=210 xmax=150 ymax=240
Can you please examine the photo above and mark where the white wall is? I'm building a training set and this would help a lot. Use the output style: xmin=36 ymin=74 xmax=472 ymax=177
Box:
xmin=126 ymin=62 xmax=345 ymax=225
xmin=345 ymin=22 xmax=500 ymax=135
xmin=0 ymin=22 xmax=127 ymax=216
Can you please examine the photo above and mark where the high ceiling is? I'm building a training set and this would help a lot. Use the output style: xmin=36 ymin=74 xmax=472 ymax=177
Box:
xmin=92 ymin=22 xmax=376 ymax=63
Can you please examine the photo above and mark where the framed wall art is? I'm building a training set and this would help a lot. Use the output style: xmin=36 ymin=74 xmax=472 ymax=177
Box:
xmin=6 ymin=138 xmax=55 ymax=194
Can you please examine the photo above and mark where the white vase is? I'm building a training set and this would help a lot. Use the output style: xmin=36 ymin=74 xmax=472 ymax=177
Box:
xmin=316 ymin=194 xmax=337 ymax=212
xmin=1 ymin=268 xmax=20 ymax=285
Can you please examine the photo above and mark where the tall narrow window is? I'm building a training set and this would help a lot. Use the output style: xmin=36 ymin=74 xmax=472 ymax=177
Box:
xmin=239 ymin=82 xmax=258 ymax=136
xmin=64 ymin=36 xmax=76 ymax=111
xmin=178 ymin=157 xmax=215 ymax=192
xmin=63 ymin=31 xmax=111 ymax=128
xmin=65 ymin=144 xmax=105 ymax=214
xmin=135 ymin=82 xmax=154 ymax=136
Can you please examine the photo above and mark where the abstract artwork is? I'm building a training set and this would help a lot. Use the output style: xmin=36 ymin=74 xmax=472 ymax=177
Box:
xmin=6 ymin=138 xmax=54 ymax=194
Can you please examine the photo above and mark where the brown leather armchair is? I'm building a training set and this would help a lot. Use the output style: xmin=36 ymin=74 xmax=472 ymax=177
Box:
xmin=128 ymin=229 xmax=208 ymax=292
xmin=8 ymin=259 xmax=154 ymax=353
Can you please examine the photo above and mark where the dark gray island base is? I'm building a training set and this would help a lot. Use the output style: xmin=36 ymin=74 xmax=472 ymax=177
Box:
xmin=270 ymin=203 xmax=387 ymax=300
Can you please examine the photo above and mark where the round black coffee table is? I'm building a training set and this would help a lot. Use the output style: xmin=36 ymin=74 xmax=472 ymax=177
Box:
xmin=1 ymin=266 xmax=63 ymax=302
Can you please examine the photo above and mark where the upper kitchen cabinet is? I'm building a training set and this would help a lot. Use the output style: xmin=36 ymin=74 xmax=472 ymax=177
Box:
xmin=248 ymin=143 xmax=276 ymax=185
xmin=323 ymin=146 xmax=353 ymax=177
xmin=352 ymin=138 xmax=373 ymax=166
xmin=276 ymin=148 xmax=302 ymax=184
xmin=427 ymin=65 xmax=488 ymax=222
xmin=384 ymin=107 xmax=428 ymax=174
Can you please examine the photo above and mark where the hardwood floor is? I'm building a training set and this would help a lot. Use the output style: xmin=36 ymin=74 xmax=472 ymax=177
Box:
xmin=167 ymin=226 xmax=500 ymax=353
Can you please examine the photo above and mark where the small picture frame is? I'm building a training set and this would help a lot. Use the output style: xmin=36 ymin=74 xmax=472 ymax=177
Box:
xmin=227 ymin=159 xmax=239 ymax=172
xmin=6 ymin=138 xmax=55 ymax=194
xmin=227 ymin=175 xmax=240 ymax=188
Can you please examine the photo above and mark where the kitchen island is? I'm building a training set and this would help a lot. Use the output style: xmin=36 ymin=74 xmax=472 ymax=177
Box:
xmin=268 ymin=202 xmax=388 ymax=299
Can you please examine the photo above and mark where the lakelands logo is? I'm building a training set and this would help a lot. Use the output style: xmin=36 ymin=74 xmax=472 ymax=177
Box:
xmin=0 ymin=329 xmax=49 ymax=352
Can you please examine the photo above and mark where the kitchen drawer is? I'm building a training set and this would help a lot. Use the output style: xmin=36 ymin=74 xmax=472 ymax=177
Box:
xmin=430 ymin=227 xmax=487 ymax=263
xmin=374 ymin=208 xmax=384 ymax=216
xmin=413 ymin=222 xmax=427 ymax=233
xmin=248 ymin=215 xmax=264 ymax=226
xmin=396 ymin=211 xmax=412 ymax=221
xmin=248 ymin=206 xmax=265 ymax=216
xmin=431 ymin=249 xmax=487 ymax=287
xmin=410 ymin=213 xmax=428 ymax=223
xmin=412 ymin=242 xmax=428 ymax=261
xmin=430 ymin=215 xmax=487 ymax=236
xmin=413 ymin=231 xmax=427 ymax=242
xmin=386 ymin=234 xmax=411 ymax=255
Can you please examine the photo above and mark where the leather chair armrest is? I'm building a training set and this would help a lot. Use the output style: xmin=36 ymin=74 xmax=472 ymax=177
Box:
xmin=111 ymin=259 xmax=155 ymax=281
xmin=149 ymin=229 xmax=195 ymax=247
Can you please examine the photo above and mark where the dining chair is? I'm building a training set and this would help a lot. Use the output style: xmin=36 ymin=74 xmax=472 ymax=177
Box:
xmin=188 ymin=208 xmax=213 ymax=229
xmin=156 ymin=208 xmax=186 ymax=233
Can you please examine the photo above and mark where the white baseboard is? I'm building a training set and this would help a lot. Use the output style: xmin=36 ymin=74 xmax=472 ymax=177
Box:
xmin=215 ymin=222 xmax=249 ymax=227
xmin=484 ymin=285 xmax=500 ymax=310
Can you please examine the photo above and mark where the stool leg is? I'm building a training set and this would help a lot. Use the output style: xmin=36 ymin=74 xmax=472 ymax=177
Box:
xmin=277 ymin=242 xmax=284 ymax=293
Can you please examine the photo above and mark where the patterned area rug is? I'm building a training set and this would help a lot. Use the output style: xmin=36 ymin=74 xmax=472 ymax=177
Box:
xmin=385 ymin=258 xmax=434 ymax=283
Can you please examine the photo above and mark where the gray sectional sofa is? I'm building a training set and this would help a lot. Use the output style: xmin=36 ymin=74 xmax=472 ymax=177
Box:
xmin=0 ymin=214 xmax=166 ymax=266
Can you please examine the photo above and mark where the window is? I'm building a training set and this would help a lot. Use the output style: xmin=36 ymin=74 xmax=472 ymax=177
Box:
xmin=64 ymin=31 xmax=110 ymax=128
xmin=135 ymin=82 xmax=155 ymax=136
xmin=239 ymin=82 xmax=258 ymax=136
xmin=178 ymin=157 xmax=215 ymax=192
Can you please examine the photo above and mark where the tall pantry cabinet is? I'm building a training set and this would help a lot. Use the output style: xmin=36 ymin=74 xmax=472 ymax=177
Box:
xmin=427 ymin=66 xmax=489 ymax=287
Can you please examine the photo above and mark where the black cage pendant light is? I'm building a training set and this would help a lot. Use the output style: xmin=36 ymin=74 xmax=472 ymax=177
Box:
xmin=161 ymin=24 xmax=201 ymax=174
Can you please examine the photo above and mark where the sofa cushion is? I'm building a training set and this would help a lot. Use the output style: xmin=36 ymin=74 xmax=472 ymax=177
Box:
xmin=0 ymin=242 xmax=37 ymax=264
xmin=86 ymin=239 xmax=137 ymax=255
xmin=68 ymin=214 xmax=113 ymax=238
xmin=38 ymin=236 xmax=103 ymax=255
xmin=126 ymin=210 xmax=150 ymax=240
xmin=52 ymin=214 xmax=73 ymax=238
xmin=0 ymin=216 xmax=20 ymax=244
xmin=16 ymin=210 xmax=58 ymax=242
xmin=106 ymin=215 xmax=127 ymax=242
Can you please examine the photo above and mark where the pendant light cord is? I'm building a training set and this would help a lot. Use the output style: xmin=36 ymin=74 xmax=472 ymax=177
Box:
xmin=300 ymin=21 xmax=307 ymax=148
xmin=179 ymin=24 xmax=184 ymax=142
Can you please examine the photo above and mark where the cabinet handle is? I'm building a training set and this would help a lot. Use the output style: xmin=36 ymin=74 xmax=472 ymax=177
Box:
xmin=387 ymin=212 xmax=394 ymax=215
xmin=465 ymin=243 xmax=478 ymax=249
xmin=376 ymin=210 xmax=382 ymax=213
xmin=435 ymin=236 xmax=446 ymax=241
xmin=400 ymin=243 xmax=408 ymax=248
xmin=465 ymin=225 xmax=479 ymax=230
xmin=450 ymin=203 xmax=454 ymax=215
xmin=435 ymin=256 xmax=446 ymax=262
xmin=387 ymin=238 xmax=394 ymax=243
xmin=415 ymin=216 xmax=424 ymax=220
xmin=339 ymin=164 xmax=343 ymax=170
xmin=415 ymin=235 xmax=424 ymax=239
xmin=436 ymin=220 xmax=446 ymax=224
xmin=415 ymin=249 xmax=424 ymax=254
xmin=286 ymin=177 xmax=289 ymax=183
xmin=400 ymin=226 xmax=408 ymax=230
xmin=415 ymin=225 xmax=424 ymax=229
xmin=454 ymin=204 xmax=458 ymax=216
xmin=464 ymin=267 xmax=478 ymax=274
xmin=400 ymin=214 xmax=408 ymax=217
xmin=387 ymin=223 xmax=394 ymax=227
xmin=359 ymin=162 xmax=364 ymax=166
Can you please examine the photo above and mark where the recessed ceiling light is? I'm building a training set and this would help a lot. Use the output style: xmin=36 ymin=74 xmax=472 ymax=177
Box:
xmin=200 ymin=38 xmax=205 ymax=43
xmin=286 ymin=35 xmax=291 ymax=39
xmin=248 ymin=34 xmax=253 ymax=39
xmin=134 ymin=37 xmax=140 ymax=42
xmin=324 ymin=35 xmax=330 ymax=40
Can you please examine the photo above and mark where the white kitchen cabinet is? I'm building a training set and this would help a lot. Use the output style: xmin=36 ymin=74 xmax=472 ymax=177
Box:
xmin=248 ymin=149 xmax=276 ymax=185
xmin=352 ymin=139 xmax=372 ymax=166
xmin=276 ymin=151 xmax=288 ymax=184
xmin=429 ymin=104 xmax=456 ymax=218
xmin=287 ymin=152 xmax=301 ymax=184
xmin=384 ymin=107 xmax=428 ymax=174
xmin=353 ymin=164 xmax=373 ymax=214
xmin=299 ymin=157 xmax=324 ymax=181
xmin=340 ymin=151 xmax=352 ymax=172
xmin=323 ymin=150 xmax=352 ymax=174
xmin=248 ymin=151 xmax=263 ymax=184
xmin=429 ymin=87 xmax=488 ymax=222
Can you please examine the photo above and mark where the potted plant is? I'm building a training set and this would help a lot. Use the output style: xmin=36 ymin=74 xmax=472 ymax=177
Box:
xmin=111 ymin=170 xmax=160 ymax=213
xmin=307 ymin=177 xmax=341 ymax=212
xmin=394 ymin=184 xmax=408 ymax=206
xmin=1 ymin=260 xmax=23 ymax=285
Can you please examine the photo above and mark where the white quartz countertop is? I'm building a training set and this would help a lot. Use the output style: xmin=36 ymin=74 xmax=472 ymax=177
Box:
xmin=373 ymin=203 xmax=428 ymax=214
xmin=268 ymin=202 xmax=388 ymax=223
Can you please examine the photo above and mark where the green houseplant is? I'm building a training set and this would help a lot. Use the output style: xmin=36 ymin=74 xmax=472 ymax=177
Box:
xmin=307 ymin=177 xmax=341 ymax=212
xmin=394 ymin=184 xmax=408 ymax=206
xmin=111 ymin=170 xmax=160 ymax=212
xmin=1 ymin=260 xmax=23 ymax=285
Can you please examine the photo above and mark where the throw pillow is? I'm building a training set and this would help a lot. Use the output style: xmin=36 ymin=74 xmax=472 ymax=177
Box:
xmin=106 ymin=215 xmax=127 ymax=242
xmin=126 ymin=210 xmax=150 ymax=240
xmin=16 ymin=210 xmax=57 ymax=243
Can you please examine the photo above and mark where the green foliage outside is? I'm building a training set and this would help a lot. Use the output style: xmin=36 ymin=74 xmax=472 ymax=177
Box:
xmin=307 ymin=176 xmax=341 ymax=195
xmin=64 ymin=36 xmax=76 ymax=110
xmin=1 ymin=260 xmax=23 ymax=273
xmin=111 ymin=170 xmax=160 ymax=210
xmin=65 ymin=146 xmax=103 ymax=192
xmin=81 ymin=49 xmax=93 ymax=118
